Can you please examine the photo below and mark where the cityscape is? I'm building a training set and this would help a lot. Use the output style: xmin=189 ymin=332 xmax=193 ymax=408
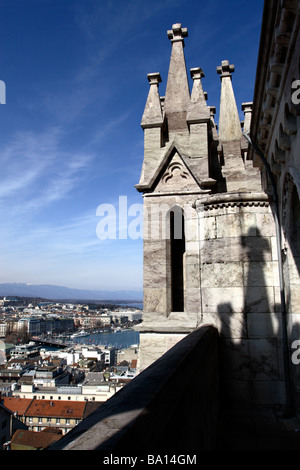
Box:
xmin=0 ymin=295 xmax=142 ymax=449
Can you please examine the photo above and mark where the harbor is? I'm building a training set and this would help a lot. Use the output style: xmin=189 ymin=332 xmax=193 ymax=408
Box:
xmin=70 ymin=328 xmax=140 ymax=349
xmin=34 ymin=327 xmax=140 ymax=351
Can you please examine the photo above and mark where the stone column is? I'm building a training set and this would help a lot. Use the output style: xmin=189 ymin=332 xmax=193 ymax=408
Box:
xmin=242 ymin=102 xmax=253 ymax=133
xmin=217 ymin=60 xmax=242 ymax=143
xmin=195 ymin=192 xmax=285 ymax=406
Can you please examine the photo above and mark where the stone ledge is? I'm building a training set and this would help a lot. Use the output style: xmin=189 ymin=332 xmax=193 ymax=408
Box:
xmin=194 ymin=191 xmax=270 ymax=211
xmin=135 ymin=311 xmax=199 ymax=333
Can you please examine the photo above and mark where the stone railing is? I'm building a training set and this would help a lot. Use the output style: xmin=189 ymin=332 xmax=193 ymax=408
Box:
xmin=49 ymin=324 xmax=219 ymax=451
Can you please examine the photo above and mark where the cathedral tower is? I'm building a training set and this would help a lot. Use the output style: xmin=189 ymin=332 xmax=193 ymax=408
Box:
xmin=136 ymin=23 xmax=215 ymax=369
xmin=136 ymin=24 xmax=283 ymax=408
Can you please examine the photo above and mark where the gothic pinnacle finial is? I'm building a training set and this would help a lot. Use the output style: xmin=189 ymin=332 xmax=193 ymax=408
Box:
xmin=217 ymin=60 xmax=235 ymax=79
xmin=190 ymin=67 xmax=205 ymax=80
xmin=141 ymin=72 xmax=163 ymax=129
xmin=167 ymin=23 xmax=188 ymax=44
xmin=147 ymin=72 xmax=162 ymax=86
xmin=217 ymin=59 xmax=242 ymax=142
xmin=187 ymin=66 xmax=210 ymax=124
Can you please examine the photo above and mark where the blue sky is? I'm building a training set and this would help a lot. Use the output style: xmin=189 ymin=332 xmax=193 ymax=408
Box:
xmin=0 ymin=0 xmax=263 ymax=295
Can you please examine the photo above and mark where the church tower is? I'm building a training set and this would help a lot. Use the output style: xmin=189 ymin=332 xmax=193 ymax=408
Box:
xmin=136 ymin=24 xmax=284 ymax=408
xmin=136 ymin=23 xmax=216 ymax=369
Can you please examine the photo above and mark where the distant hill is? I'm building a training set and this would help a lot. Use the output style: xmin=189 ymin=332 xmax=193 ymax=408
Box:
xmin=0 ymin=283 xmax=142 ymax=302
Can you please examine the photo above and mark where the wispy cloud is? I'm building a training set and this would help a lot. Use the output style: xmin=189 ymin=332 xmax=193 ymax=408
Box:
xmin=0 ymin=127 xmax=95 ymax=218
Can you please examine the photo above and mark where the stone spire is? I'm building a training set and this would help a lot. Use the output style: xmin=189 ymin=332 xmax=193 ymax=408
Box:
xmin=164 ymin=23 xmax=190 ymax=133
xmin=141 ymin=73 xmax=164 ymax=128
xmin=187 ymin=67 xmax=210 ymax=123
xmin=217 ymin=60 xmax=242 ymax=142
xmin=241 ymin=102 xmax=253 ymax=133
xmin=138 ymin=73 xmax=164 ymax=188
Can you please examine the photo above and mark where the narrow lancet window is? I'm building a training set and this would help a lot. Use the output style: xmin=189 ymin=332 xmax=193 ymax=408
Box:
xmin=170 ymin=207 xmax=185 ymax=312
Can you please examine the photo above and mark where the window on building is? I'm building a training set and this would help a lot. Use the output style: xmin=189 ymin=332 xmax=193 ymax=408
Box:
xmin=170 ymin=206 xmax=185 ymax=312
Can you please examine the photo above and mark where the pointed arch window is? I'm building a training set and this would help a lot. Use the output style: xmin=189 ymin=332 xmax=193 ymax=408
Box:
xmin=169 ymin=206 xmax=185 ymax=312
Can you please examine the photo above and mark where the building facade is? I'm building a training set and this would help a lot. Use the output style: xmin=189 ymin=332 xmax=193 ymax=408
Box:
xmin=248 ymin=0 xmax=300 ymax=414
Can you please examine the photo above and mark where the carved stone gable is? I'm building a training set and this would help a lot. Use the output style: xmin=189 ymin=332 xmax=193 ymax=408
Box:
xmin=155 ymin=151 xmax=199 ymax=192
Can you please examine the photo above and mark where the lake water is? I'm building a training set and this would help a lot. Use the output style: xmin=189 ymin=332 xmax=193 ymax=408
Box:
xmin=70 ymin=329 xmax=140 ymax=349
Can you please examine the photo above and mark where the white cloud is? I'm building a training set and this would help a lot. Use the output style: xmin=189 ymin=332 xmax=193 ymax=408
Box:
xmin=0 ymin=127 xmax=95 ymax=218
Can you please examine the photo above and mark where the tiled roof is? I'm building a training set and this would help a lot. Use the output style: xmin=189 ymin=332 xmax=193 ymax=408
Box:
xmin=11 ymin=429 xmax=61 ymax=449
xmin=3 ymin=397 xmax=33 ymax=415
xmin=24 ymin=399 xmax=86 ymax=419
xmin=18 ymin=375 xmax=34 ymax=383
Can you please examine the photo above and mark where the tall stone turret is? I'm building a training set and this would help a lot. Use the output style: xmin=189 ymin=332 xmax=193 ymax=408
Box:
xmin=136 ymin=24 xmax=216 ymax=370
xmin=136 ymin=25 xmax=283 ymax=410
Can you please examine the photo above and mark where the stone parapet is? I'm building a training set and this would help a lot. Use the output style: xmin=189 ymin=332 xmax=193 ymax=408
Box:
xmin=49 ymin=325 xmax=219 ymax=451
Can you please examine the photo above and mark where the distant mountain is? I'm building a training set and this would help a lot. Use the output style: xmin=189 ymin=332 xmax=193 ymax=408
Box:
xmin=0 ymin=283 xmax=143 ymax=302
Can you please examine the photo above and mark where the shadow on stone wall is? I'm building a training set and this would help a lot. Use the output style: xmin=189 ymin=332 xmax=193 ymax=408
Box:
xmin=283 ymin=184 xmax=300 ymax=416
xmin=217 ymin=227 xmax=284 ymax=408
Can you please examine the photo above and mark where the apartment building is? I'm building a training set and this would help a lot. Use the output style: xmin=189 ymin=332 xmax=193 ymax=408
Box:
xmin=3 ymin=397 xmax=87 ymax=435
xmin=15 ymin=378 xmax=123 ymax=403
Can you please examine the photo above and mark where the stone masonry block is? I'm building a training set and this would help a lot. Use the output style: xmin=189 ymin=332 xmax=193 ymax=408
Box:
xmin=243 ymin=261 xmax=280 ymax=287
xmin=201 ymin=262 xmax=243 ymax=288
xmin=247 ymin=313 xmax=282 ymax=338
xmin=244 ymin=286 xmax=275 ymax=313
xmin=201 ymin=312 xmax=246 ymax=339
xmin=143 ymin=287 xmax=169 ymax=313
xmin=202 ymin=287 xmax=245 ymax=313
xmin=199 ymin=216 xmax=216 ymax=241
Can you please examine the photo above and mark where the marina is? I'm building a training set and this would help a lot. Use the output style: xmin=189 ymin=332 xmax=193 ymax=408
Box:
xmin=35 ymin=328 xmax=140 ymax=350
xmin=71 ymin=328 xmax=140 ymax=349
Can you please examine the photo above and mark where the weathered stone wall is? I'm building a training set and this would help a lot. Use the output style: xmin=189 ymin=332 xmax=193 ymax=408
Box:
xmin=142 ymin=193 xmax=201 ymax=316
xmin=138 ymin=191 xmax=202 ymax=371
xmin=196 ymin=192 xmax=285 ymax=405
xmin=248 ymin=0 xmax=300 ymax=413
